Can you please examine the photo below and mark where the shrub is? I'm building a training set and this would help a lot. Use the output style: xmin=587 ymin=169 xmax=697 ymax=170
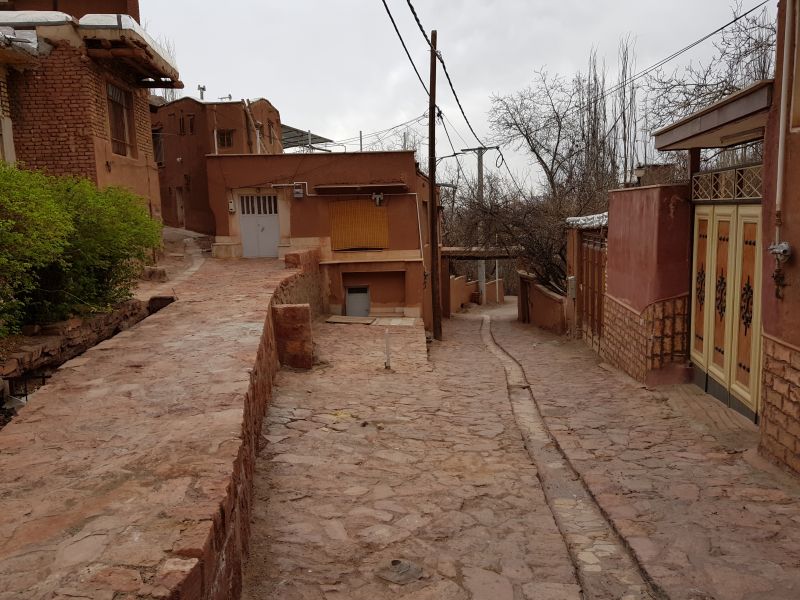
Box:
xmin=0 ymin=164 xmax=161 ymax=334
xmin=0 ymin=164 xmax=73 ymax=335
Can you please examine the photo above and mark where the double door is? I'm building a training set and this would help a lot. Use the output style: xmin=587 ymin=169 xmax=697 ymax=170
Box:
xmin=691 ymin=205 xmax=762 ymax=418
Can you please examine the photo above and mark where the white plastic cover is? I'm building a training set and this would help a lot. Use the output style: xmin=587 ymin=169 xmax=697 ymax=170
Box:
xmin=0 ymin=11 xmax=74 ymax=26
xmin=565 ymin=212 xmax=608 ymax=230
xmin=79 ymin=14 xmax=178 ymax=73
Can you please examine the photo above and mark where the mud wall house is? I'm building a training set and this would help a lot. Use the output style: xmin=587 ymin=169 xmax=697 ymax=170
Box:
xmin=206 ymin=150 xmax=437 ymax=328
xmin=0 ymin=10 xmax=180 ymax=217
xmin=150 ymin=97 xmax=283 ymax=234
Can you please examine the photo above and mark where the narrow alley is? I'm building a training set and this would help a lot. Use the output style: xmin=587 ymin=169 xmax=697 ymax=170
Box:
xmin=242 ymin=313 xmax=655 ymax=600
xmin=242 ymin=304 xmax=800 ymax=600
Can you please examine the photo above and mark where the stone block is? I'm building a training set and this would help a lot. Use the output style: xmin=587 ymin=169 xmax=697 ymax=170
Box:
xmin=272 ymin=304 xmax=313 ymax=370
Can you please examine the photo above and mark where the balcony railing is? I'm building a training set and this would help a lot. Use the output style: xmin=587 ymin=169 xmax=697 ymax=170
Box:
xmin=692 ymin=164 xmax=763 ymax=202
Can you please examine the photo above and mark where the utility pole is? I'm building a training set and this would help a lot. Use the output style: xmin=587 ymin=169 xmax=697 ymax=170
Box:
xmin=461 ymin=146 xmax=499 ymax=304
xmin=429 ymin=30 xmax=442 ymax=341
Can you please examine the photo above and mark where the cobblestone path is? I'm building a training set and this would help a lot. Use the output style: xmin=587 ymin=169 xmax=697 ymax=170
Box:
xmin=489 ymin=306 xmax=800 ymax=600
xmin=242 ymin=318 xmax=582 ymax=599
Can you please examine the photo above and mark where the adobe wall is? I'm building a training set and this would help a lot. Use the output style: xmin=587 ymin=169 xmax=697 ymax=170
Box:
xmin=8 ymin=30 xmax=161 ymax=218
xmin=760 ymin=0 xmax=800 ymax=473
xmin=606 ymin=184 xmax=692 ymax=313
xmin=762 ymin=0 xmax=800 ymax=347
xmin=206 ymin=151 xmax=422 ymax=237
xmin=519 ymin=276 xmax=567 ymax=335
xmin=153 ymin=99 xmax=216 ymax=233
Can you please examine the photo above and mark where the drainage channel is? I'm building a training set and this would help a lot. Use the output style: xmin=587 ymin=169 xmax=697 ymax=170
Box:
xmin=480 ymin=315 xmax=660 ymax=600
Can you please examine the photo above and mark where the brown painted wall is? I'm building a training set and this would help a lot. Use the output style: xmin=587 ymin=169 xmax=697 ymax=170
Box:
xmin=342 ymin=271 xmax=406 ymax=310
xmin=8 ymin=29 xmax=160 ymax=217
xmin=1 ymin=0 xmax=140 ymax=21
xmin=762 ymin=0 xmax=800 ymax=347
xmin=152 ymin=98 xmax=282 ymax=234
xmin=206 ymin=151 xmax=427 ymax=237
xmin=606 ymin=184 xmax=692 ymax=312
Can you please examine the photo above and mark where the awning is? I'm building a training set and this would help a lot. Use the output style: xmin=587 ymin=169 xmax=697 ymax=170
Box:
xmin=654 ymin=80 xmax=773 ymax=151
xmin=315 ymin=182 xmax=409 ymax=195
xmin=281 ymin=124 xmax=333 ymax=149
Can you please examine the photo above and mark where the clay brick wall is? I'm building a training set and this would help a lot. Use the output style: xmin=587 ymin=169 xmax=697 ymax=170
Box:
xmin=519 ymin=276 xmax=567 ymax=335
xmin=760 ymin=337 xmax=800 ymax=474
xmin=601 ymin=295 xmax=689 ymax=383
xmin=0 ymin=67 xmax=9 ymax=118
xmin=195 ymin=249 xmax=323 ymax=599
xmin=9 ymin=41 xmax=98 ymax=179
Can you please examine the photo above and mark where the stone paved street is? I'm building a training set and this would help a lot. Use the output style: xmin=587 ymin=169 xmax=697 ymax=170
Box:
xmin=242 ymin=317 xmax=582 ymax=600
xmin=489 ymin=303 xmax=800 ymax=600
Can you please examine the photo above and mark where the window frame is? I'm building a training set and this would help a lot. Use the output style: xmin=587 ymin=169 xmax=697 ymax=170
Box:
xmin=217 ymin=129 xmax=234 ymax=149
xmin=107 ymin=81 xmax=136 ymax=157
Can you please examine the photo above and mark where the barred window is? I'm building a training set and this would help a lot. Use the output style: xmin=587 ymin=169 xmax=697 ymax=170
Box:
xmin=107 ymin=83 xmax=134 ymax=156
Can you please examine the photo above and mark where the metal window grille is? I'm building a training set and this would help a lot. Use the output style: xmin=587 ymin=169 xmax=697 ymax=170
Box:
xmin=239 ymin=195 xmax=278 ymax=215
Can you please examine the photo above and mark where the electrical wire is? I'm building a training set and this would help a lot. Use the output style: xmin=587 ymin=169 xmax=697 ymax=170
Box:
xmin=380 ymin=0 xmax=429 ymax=96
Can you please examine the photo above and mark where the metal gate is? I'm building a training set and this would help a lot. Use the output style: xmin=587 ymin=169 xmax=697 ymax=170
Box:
xmin=580 ymin=230 xmax=607 ymax=351
xmin=691 ymin=204 xmax=762 ymax=418
xmin=239 ymin=194 xmax=279 ymax=258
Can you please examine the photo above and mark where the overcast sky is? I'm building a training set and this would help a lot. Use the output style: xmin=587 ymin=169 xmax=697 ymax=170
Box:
xmin=139 ymin=0 xmax=776 ymax=184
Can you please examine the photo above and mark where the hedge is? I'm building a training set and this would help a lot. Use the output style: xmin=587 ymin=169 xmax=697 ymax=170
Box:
xmin=0 ymin=164 xmax=161 ymax=336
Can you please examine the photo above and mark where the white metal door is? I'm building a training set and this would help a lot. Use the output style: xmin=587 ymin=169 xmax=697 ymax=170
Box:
xmin=239 ymin=194 xmax=279 ymax=258
xmin=346 ymin=287 xmax=370 ymax=317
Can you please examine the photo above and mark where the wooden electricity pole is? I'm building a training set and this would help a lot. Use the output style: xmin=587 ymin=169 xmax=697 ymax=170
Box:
xmin=428 ymin=30 xmax=442 ymax=341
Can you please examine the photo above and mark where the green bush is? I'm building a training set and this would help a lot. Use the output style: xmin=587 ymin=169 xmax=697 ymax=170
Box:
xmin=0 ymin=164 xmax=161 ymax=335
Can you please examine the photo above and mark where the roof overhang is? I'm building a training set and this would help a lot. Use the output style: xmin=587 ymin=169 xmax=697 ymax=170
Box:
xmin=654 ymin=80 xmax=773 ymax=151
xmin=80 ymin=14 xmax=181 ymax=89
xmin=0 ymin=35 xmax=36 ymax=66
xmin=315 ymin=182 xmax=409 ymax=195
xmin=0 ymin=12 xmax=181 ymax=88
xmin=281 ymin=123 xmax=332 ymax=149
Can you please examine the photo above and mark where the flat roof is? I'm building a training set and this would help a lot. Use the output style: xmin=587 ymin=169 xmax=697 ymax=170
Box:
xmin=442 ymin=247 xmax=515 ymax=260
xmin=654 ymin=80 xmax=773 ymax=151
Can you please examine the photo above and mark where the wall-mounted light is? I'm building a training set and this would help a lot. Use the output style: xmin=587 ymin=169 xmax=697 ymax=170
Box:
xmin=373 ymin=192 xmax=384 ymax=207
xmin=293 ymin=183 xmax=304 ymax=199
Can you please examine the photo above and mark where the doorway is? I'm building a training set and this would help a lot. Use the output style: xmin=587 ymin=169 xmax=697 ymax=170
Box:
xmin=346 ymin=287 xmax=370 ymax=317
xmin=691 ymin=204 xmax=762 ymax=420
xmin=239 ymin=194 xmax=279 ymax=258
xmin=175 ymin=187 xmax=185 ymax=229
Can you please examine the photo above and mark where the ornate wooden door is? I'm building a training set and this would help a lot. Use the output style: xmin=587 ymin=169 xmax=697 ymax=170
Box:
xmin=707 ymin=206 xmax=737 ymax=388
xmin=729 ymin=206 xmax=762 ymax=413
xmin=691 ymin=206 xmax=713 ymax=369
xmin=690 ymin=204 xmax=762 ymax=418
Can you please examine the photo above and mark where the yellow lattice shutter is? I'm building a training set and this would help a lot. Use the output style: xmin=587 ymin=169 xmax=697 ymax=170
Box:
xmin=330 ymin=199 xmax=389 ymax=250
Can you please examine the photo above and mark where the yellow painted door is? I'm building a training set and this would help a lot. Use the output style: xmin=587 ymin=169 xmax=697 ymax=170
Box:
xmin=691 ymin=206 xmax=713 ymax=369
xmin=707 ymin=206 xmax=738 ymax=389
xmin=729 ymin=205 xmax=763 ymax=413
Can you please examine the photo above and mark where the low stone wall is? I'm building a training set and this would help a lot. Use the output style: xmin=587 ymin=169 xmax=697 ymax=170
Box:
xmin=760 ymin=335 xmax=800 ymax=474
xmin=1 ymin=298 xmax=155 ymax=380
xmin=0 ymin=253 xmax=324 ymax=600
xmin=601 ymin=294 xmax=689 ymax=384
xmin=201 ymin=251 xmax=322 ymax=598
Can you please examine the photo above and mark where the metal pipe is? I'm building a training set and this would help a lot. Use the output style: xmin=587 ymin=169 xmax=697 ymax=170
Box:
xmin=775 ymin=0 xmax=794 ymax=244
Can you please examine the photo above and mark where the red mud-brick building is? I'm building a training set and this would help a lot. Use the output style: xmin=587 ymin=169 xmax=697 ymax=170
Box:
xmin=151 ymin=97 xmax=283 ymax=233
xmin=0 ymin=6 xmax=179 ymax=216
xmin=206 ymin=150 xmax=437 ymax=327
xmin=551 ymin=0 xmax=800 ymax=475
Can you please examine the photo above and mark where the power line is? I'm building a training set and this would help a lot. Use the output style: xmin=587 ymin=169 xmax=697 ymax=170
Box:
xmin=405 ymin=0 xmax=484 ymax=147
xmin=380 ymin=0 xmax=429 ymax=96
